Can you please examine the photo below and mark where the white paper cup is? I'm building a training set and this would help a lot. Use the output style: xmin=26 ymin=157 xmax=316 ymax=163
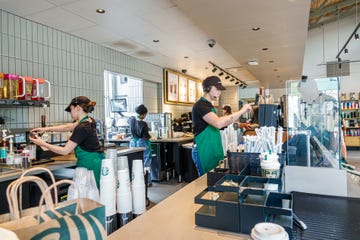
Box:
xmin=132 ymin=184 xmax=146 ymax=215
xmin=117 ymin=169 xmax=131 ymax=194
xmin=251 ymin=222 xmax=289 ymax=240
xmin=101 ymin=158 xmax=116 ymax=180
xmin=132 ymin=159 xmax=145 ymax=185
xmin=117 ymin=192 xmax=133 ymax=213
xmin=106 ymin=148 xmax=118 ymax=172
xmin=118 ymin=156 xmax=129 ymax=171
xmin=100 ymin=178 xmax=117 ymax=216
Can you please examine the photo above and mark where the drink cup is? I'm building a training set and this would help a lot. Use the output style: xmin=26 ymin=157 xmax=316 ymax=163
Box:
xmin=117 ymin=169 xmax=131 ymax=194
xmin=101 ymin=158 xmax=116 ymax=180
xmin=118 ymin=156 xmax=129 ymax=171
xmin=260 ymin=160 xmax=280 ymax=178
xmin=131 ymin=184 xmax=146 ymax=215
xmin=106 ymin=148 xmax=118 ymax=172
xmin=117 ymin=192 xmax=132 ymax=213
xmin=251 ymin=222 xmax=289 ymax=240
xmin=132 ymin=159 xmax=145 ymax=185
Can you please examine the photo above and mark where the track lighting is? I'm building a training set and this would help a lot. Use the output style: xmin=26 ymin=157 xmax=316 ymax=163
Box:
xmin=208 ymin=61 xmax=247 ymax=87
xmin=355 ymin=33 xmax=359 ymax=40
xmin=345 ymin=48 xmax=348 ymax=54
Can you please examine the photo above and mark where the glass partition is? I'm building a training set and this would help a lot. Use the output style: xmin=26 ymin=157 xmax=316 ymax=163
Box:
xmin=286 ymin=77 xmax=341 ymax=168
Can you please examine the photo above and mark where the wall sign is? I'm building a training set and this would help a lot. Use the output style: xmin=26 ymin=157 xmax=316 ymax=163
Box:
xmin=164 ymin=69 xmax=202 ymax=105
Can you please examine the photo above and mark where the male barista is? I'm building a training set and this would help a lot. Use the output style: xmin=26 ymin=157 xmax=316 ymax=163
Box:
xmin=191 ymin=76 xmax=252 ymax=176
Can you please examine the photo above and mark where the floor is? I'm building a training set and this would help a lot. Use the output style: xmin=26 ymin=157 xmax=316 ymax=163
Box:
xmin=146 ymin=149 xmax=360 ymax=209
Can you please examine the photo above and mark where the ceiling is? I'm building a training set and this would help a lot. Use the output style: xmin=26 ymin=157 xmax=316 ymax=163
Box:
xmin=0 ymin=0 xmax=356 ymax=88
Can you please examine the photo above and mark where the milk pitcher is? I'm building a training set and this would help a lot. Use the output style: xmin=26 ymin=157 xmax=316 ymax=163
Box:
xmin=32 ymin=78 xmax=51 ymax=100
xmin=19 ymin=76 xmax=39 ymax=100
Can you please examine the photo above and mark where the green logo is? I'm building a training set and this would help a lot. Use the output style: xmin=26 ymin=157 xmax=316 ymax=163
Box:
xmin=101 ymin=167 xmax=109 ymax=176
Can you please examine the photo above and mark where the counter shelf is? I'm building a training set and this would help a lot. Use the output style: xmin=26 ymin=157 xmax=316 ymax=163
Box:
xmin=194 ymin=185 xmax=293 ymax=236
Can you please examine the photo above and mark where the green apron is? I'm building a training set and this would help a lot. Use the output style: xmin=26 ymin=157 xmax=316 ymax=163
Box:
xmin=195 ymin=102 xmax=224 ymax=173
xmin=74 ymin=116 xmax=105 ymax=190
xmin=132 ymin=137 xmax=152 ymax=162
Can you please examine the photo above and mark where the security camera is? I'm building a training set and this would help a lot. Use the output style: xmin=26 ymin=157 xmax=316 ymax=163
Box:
xmin=181 ymin=69 xmax=187 ymax=74
xmin=207 ymin=39 xmax=216 ymax=48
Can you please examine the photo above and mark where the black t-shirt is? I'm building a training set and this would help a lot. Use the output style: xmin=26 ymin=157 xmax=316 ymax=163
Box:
xmin=192 ymin=98 xmax=214 ymax=137
xmin=128 ymin=116 xmax=151 ymax=139
xmin=70 ymin=117 xmax=103 ymax=152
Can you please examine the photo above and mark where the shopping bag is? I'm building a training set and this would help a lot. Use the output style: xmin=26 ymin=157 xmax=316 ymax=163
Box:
xmin=14 ymin=198 xmax=106 ymax=240
xmin=2 ymin=179 xmax=106 ymax=239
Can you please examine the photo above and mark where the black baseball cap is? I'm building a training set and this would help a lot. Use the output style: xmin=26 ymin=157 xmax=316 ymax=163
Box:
xmin=65 ymin=96 xmax=90 ymax=112
xmin=202 ymin=76 xmax=226 ymax=90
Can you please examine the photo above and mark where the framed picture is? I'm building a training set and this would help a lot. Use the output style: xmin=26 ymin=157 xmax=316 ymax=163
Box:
xmin=179 ymin=76 xmax=188 ymax=102
xmin=188 ymin=79 xmax=196 ymax=103
xmin=164 ymin=68 xmax=201 ymax=105
xmin=166 ymin=71 xmax=179 ymax=102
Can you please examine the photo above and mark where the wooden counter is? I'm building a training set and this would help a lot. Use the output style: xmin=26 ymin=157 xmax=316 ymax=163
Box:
xmin=108 ymin=175 xmax=249 ymax=240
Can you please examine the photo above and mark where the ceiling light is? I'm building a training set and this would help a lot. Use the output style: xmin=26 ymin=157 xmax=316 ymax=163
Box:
xmin=235 ymin=81 xmax=240 ymax=85
xmin=262 ymin=48 xmax=268 ymax=51
xmin=219 ymin=72 xmax=224 ymax=76
xmin=212 ymin=67 xmax=217 ymax=73
xmin=252 ymin=27 xmax=261 ymax=31
xmin=248 ymin=60 xmax=259 ymax=66
xmin=225 ymin=76 xmax=230 ymax=79
xmin=344 ymin=48 xmax=349 ymax=54
xmin=184 ymin=56 xmax=188 ymax=58
xmin=355 ymin=33 xmax=359 ymax=40
xmin=230 ymin=78 xmax=235 ymax=82
xmin=153 ymin=39 xmax=159 ymax=43
xmin=209 ymin=61 xmax=247 ymax=87
xmin=268 ymin=60 xmax=274 ymax=63
xmin=96 ymin=9 xmax=105 ymax=14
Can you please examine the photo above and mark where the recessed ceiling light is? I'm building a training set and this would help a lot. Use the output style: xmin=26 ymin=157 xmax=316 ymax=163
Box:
xmin=252 ymin=27 xmax=261 ymax=31
xmin=248 ymin=60 xmax=259 ymax=66
xmin=262 ymin=48 xmax=268 ymax=51
xmin=274 ymin=69 xmax=278 ymax=71
xmin=96 ymin=9 xmax=105 ymax=14
xmin=153 ymin=39 xmax=159 ymax=43
xmin=268 ymin=60 xmax=274 ymax=63
xmin=184 ymin=56 xmax=188 ymax=58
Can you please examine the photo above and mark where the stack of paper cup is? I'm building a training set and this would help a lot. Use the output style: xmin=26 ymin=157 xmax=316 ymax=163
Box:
xmin=117 ymin=168 xmax=133 ymax=227
xmin=131 ymin=159 xmax=146 ymax=217
xmin=99 ymin=158 xmax=117 ymax=235
xmin=106 ymin=148 xmax=118 ymax=175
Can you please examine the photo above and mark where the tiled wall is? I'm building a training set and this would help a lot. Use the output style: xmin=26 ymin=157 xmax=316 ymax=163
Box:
xmin=219 ymin=86 xmax=239 ymax=116
xmin=0 ymin=10 xmax=162 ymax=130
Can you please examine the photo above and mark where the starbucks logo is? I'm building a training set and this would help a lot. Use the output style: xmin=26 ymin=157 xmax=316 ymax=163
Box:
xmin=101 ymin=166 xmax=109 ymax=176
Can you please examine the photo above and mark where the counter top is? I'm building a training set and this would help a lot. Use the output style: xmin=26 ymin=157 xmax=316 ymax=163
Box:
xmin=108 ymin=174 xmax=249 ymax=240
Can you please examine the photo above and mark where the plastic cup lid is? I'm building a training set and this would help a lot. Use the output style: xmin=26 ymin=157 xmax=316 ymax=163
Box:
xmin=251 ymin=222 xmax=289 ymax=240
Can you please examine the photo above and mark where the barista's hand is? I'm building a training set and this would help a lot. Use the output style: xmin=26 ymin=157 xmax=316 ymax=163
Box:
xmin=29 ymin=134 xmax=45 ymax=146
xmin=31 ymin=127 xmax=46 ymax=134
xmin=241 ymin=103 xmax=253 ymax=113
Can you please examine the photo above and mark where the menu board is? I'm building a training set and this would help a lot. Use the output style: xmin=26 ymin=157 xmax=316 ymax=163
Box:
xmin=164 ymin=69 xmax=201 ymax=105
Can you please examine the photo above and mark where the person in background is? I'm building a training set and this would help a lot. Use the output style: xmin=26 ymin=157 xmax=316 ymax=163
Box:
xmin=128 ymin=104 xmax=152 ymax=187
xmin=30 ymin=96 xmax=104 ymax=190
xmin=222 ymin=105 xmax=232 ymax=116
xmin=222 ymin=104 xmax=252 ymax=130
xmin=192 ymin=76 xmax=252 ymax=176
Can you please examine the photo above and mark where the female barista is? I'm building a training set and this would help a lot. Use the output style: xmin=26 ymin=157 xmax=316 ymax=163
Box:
xmin=30 ymin=96 xmax=104 ymax=190
xmin=192 ymin=76 xmax=252 ymax=176
xmin=128 ymin=104 xmax=152 ymax=187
